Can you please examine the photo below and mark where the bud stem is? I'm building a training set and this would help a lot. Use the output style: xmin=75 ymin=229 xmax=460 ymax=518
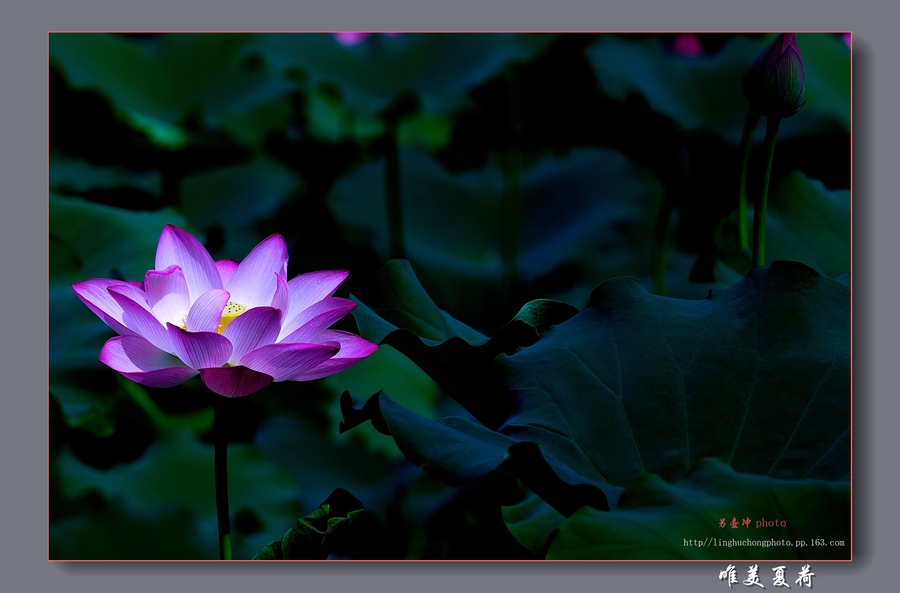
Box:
xmin=739 ymin=108 xmax=761 ymax=251
xmin=752 ymin=116 xmax=781 ymax=269
xmin=215 ymin=397 xmax=233 ymax=560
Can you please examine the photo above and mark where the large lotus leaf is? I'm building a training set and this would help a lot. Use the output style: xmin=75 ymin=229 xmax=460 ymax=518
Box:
xmin=762 ymin=172 xmax=849 ymax=279
xmin=330 ymin=148 xmax=662 ymax=315
xmin=345 ymin=262 xmax=849 ymax=516
xmin=587 ymin=34 xmax=850 ymax=143
xmin=250 ymin=34 xmax=552 ymax=117
xmin=350 ymin=259 xmax=578 ymax=428
xmin=501 ymin=488 xmax=566 ymax=556
xmin=353 ymin=259 xmax=490 ymax=346
xmin=50 ymin=155 xmax=162 ymax=196
xmin=50 ymin=33 xmax=291 ymax=125
xmin=254 ymin=488 xmax=365 ymax=560
xmin=340 ymin=391 xmax=611 ymax=518
xmin=546 ymin=458 xmax=849 ymax=560
xmin=499 ymin=260 xmax=849 ymax=489
xmin=50 ymin=194 xmax=188 ymax=280
xmin=323 ymin=345 xmax=442 ymax=460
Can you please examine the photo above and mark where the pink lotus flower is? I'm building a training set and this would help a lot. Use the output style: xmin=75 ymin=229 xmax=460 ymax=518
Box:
xmin=72 ymin=225 xmax=378 ymax=398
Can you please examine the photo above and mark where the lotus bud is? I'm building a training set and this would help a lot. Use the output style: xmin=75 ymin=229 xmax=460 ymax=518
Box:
xmin=744 ymin=33 xmax=806 ymax=118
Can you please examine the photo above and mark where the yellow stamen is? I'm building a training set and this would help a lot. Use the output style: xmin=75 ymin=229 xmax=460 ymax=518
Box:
xmin=218 ymin=301 xmax=247 ymax=334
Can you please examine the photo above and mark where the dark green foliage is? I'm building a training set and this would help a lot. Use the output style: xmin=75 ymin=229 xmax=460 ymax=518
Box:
xmin=546 ymin=459 xmax=849 ymax=560
xmin=254 ymin=489 xmax=365 ymax=560
xmin=49 ymin=32 xmax=850 ymax=559
xmin=348 ymin=259 xmax=578 ymax=428
xmin=343 ymin=261 xmax=849 ymax=558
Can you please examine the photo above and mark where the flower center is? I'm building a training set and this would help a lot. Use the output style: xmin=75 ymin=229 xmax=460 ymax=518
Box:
xmin=218 ymin=301 xmax=247 ymax=334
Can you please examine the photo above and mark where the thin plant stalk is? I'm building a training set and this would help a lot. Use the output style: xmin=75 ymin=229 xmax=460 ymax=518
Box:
xmin=650 ymin=192 xmax=674 ymax=296
xmin=738 ymin=108 xmax=761 ymax=251
xmin=501 ymin=153 xmax=521 ymax=305
xmin=215 ymin=397 xmax=232 ymax=560
xmin=751 ymin=116 xmax=782 ymax=269
xmin=500 ymin=66 xmax=521 ymax=305
xmin=384 ymin=119 xmax=405 ymax=260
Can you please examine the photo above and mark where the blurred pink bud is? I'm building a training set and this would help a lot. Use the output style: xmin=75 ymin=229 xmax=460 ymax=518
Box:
xmin=333 ymin=32 xmax=371 ymax=46
xmin=672 ymin=34 xmax=703 ymax=57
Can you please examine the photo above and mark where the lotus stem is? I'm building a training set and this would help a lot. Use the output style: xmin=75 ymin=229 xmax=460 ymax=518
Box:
xmin=752 ymin=116 xmax=781 ymax=269
xmin=501 ymin=66 xmax=521 ymax=305
xmin=501 ymin=156 xmax=521 ymax=305
xmin=738 ymin=108 xmax=761 ymax=251
xmin=650 ymin=193 xmax=674 ymax=296
xmin=215 ymin=397 xmax=232 ymax=560
xmin=384 ymin=119 xmax=405 ymax=260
